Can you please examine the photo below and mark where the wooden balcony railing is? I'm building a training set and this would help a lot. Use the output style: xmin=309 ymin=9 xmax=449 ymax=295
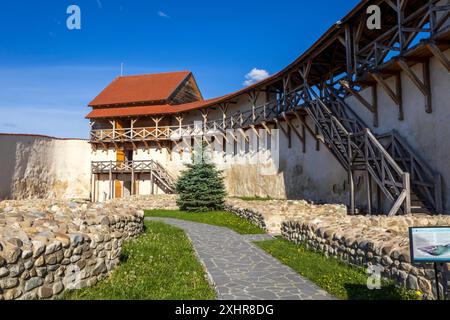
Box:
xmin=90 ymin=126 xmax=198 ymax=143
xmin=91 ymin=160 xmax=176 ymax=192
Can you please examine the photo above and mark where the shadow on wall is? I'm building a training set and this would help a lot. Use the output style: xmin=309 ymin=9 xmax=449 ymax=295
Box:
xmin=223 ymin=162 xmax=354 ymax=206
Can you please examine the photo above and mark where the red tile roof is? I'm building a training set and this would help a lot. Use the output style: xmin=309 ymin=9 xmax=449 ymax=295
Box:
xmin=89 ymin=71 xmax=191 ymax=107
xmin=85 ymin=97 xmax=225 ymax=119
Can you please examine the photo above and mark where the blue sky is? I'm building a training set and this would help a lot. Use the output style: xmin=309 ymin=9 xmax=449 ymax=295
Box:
xmin=0 ymin=0 xmax=360 ymax=138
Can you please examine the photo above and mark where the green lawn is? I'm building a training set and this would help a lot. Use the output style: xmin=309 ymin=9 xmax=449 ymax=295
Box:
xmin=63 ymin=221 xmax=216 ymax=300
xmin=256 ymin=238 xmax=419 ymax=300
xmin=144 ymin=210 xmax=265 ymax=235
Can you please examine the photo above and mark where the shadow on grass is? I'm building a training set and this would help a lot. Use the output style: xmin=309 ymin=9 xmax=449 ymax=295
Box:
xmin=344 ymin=283 xmax=415 ymax=300
xmin=119 ymin=253 xmax=129 ymax=263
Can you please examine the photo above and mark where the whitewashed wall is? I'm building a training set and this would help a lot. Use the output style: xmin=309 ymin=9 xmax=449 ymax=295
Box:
xmin=345 ymin=49 xmax=450 ymax=210
xmin=0 ymin=134 xmax=91 ymax=200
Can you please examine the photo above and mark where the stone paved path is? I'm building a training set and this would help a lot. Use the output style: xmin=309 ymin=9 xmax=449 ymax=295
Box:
xmin=145 ymin=217 xmax=334 ymax=300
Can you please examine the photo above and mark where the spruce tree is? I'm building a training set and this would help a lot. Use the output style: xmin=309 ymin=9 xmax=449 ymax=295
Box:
xmin=176 ymin=141 xmax=227 ymax=212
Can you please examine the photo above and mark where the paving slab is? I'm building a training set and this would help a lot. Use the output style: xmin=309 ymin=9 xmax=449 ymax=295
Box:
xmin=146 ymin=217 xmax=334 ymax=300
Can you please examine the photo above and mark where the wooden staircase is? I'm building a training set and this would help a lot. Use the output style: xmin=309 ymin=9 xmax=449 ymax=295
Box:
xmin=304 ymin=87 xmax=442 ymax=216
xmin=91 ymin=159 xmax=177 ymax=195
xmin=151 ymin=161 xmax=177 ymax=194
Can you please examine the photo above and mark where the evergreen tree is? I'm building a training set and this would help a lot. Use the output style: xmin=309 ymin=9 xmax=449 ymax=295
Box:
xmin=176 ymin=141 xmax=227 ymax=212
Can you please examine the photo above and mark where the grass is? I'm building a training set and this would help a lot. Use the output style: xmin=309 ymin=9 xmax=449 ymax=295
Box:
xmin=63 ymin=221 xmax=216 ymax=300
xmin=256 ymin=237 xmax=419 ymax=300
xmin=144 ymin=210 xmax=265 ymax=235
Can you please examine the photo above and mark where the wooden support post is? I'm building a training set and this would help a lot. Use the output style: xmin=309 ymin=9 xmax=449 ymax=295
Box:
xmin=152 ymin=116 xmax=164 ymax=140
xmin=377 ymin=186 xmax=383 ymax=214
xmin=344 ymin=24 xmax=353 ymax=79
xmin=91 ymin=173 xmax=95 ymax=202
xmin=404 ymin=173 xmax=411 ymax=215
xmin=131 ymin=119 xmax=137 ymax=140
xmin=348 ymin=135 xmax=355 ymax=215
xmin=175 ymin=116 xmax=184 ymax=136
xmin=131 ymin=166 xmax=135 ymax=196
xmin=372 ymin=85 xmax=379 ymax=127
xmin=109 ymin=164 xmax=113 ymax=200
xmin=109 ymin=120 xmax=116 ymax=141
xmin=201 ymin=109 xmax=209 ymax=127
xmin=315 ymin=125 xmax=320 ymax=151
xmin=95 ymin=174 xmax=99 ymax=203
xmin=287 ymin=124 xmax=292 ymax=148
xmin=364 ymin=133 xmax=372 ymax=215
xmin=366 ymin=172 xmax=372 ymax=215
xmin=396 ymin=0 xmax=404 ymax=54
xmin=349 ymin=168 xmax=355 ymax=215
xmin=395 ymin=73 xmax=404 ymax=121
xmin=150 ymin=171 xmax=154 ymax=195
xmin=248 ymin=91 xmax=259 ymax=122
xmin=422 ymin=59 xmax=432 ymax=113
xmin=219 ymin=103 xmax=229 ymax=129
xmin=301 ymin=116 xmax=306 ymax=153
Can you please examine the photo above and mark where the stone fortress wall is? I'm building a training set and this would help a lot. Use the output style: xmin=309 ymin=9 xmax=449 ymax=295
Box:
xmin=0 ymin=198 xmax=146 ymax=300
xmin=226 ymin=198 xmax=450 ymax=299
xmin=0 ymin=134 xmax=91 ymax=201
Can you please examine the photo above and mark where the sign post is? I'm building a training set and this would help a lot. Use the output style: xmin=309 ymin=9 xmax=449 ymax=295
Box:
xmin=409 ymin=227 xmax=450 ymax=300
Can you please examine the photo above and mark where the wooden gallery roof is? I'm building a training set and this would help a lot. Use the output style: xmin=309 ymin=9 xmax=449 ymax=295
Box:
xmin=86 ymin=0 xmax=448 ymax=120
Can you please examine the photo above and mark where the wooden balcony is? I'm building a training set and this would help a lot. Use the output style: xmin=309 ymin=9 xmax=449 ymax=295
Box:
xmin=92 ymin=160 xmax=163 ymax=174
xmin=90 ymin=126 xmax=196 ymax=143
xmin=91 ymin=160 xmax=176 ymax=193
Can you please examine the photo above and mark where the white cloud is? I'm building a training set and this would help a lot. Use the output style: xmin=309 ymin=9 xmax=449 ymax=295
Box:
xmin=157 ymin=11 xmax=170 ymax=18
xmin=243 ymin=68 xmax=269 ymax=86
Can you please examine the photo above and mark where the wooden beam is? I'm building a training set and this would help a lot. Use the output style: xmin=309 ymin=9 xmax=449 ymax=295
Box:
xmin=220 ymin=131 xmax=229 ymax=143
xmin=397 ymin=58 xmax=431 ymax=113
xmin=339 ymin=80 xmax=375 ymax=112
xmin=427 ymin=43 xmax=450 ymax=72
xmin=395 ymin=73 xmax=404 ymax=121
xmin=250 ymin=125 xmax=260 ymax=138
xmin=228 ymin=131 xmax=238 ymax=142
xmin=238 ymin=128 xmax=249 ymax=142
xmin=282 ymin=113 xmax=305 ymax=143
xmin=273 ymin=119 xmax=288 ymax=138
xmin=370 ymin=72 xmax=403 ymax=120
xmin=344 ymin=24 xmax=353 ymax=77
xmin=293 ymin=110 xmax=322 ymax=149
xmin=261 ymin=122 xmax=272 ymax=135
xmin=370 ymin=73 xmax=400 ymax=105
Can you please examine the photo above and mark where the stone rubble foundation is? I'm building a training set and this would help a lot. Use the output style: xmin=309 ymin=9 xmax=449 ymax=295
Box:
xmin=2 ymin=194 xmax=448 ymax=300
xmin=0 ymin=198 xmax=145 ymax=300
xmin=225 ymin=198 xmax=450 ymax=299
